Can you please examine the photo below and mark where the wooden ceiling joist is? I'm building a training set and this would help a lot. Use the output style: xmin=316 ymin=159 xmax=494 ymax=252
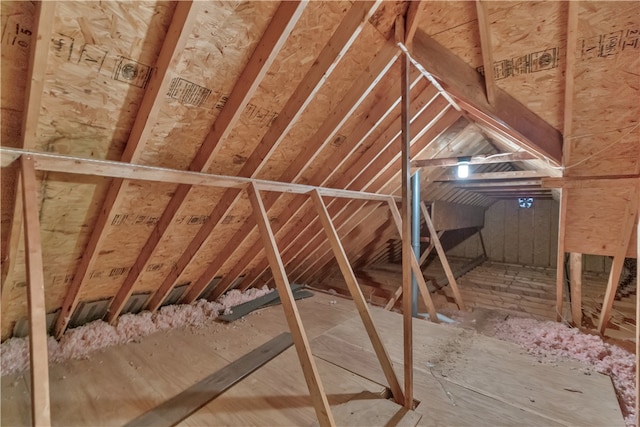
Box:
xmin=411 ymin=30 xmax=563 ymax=165
xmin=0 ymin=150 xmax=397 ymax=203
xmin=103 ymin=1 xmax=312 ymax=323
xmin=53 ymin=1 xmax=203 ymax=338
xmin=435 ymin=170 xmax=549 ymax=181
xmin=413 ymin=151 xmax=536 ymax=168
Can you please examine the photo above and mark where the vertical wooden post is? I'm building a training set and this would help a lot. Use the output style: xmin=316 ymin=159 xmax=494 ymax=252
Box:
xmin=311 ymin=190 xmax=404 ymax=404
xmin=597 ymin=186 xmax=639 ymax=335
xmin=420 ymin=202 xmax=465 ymax=310
xmin=400 ymin=42 xmax=414 ymax=409
xmin=247 ymin=183 xmax=335 ymax=427
xmin=555 ymin=189 xmax=568 ymax=321
xmin=21 ymin=156 xmax=52 ymax=427
xmin=569 ymin=253 xmax=582 ymax=327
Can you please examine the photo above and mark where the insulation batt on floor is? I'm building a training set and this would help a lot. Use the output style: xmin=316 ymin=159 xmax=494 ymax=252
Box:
xmin=0 ymin=286 xmax=273 ymax=377
xmin=493 ymin=317 xmax=637 ymax=427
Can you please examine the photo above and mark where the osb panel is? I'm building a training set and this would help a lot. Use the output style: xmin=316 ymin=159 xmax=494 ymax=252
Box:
xmin=77 ymin=180 xmax=179 ymax=301
xmin=422 ymin=1 xmax=565 ymax=131
xmin=127 ymin=2 xmax=352 ymax=296
xmin=205 ymin=0 xmax=351 ymax=177
xmin=72 ymin=1 xmax=281 ymax=300
xmin=298 ymin=65 xmax=407 ymax=186
xmin=171 ymin=192 xmax=255 ymax=289
xmin=487 ymin=1 xmax=566 ymax=130
xmin=258 ymin=21 xmax=386 ymax=182
xmin=2 ymin=1 xmax=175 ymax=336
xmin=564 ymin=186 xmax=637 ymax=258
xmin=139 ymin=1 xmax=280 ymax=169
xmin=566 ymin=1 xmax=640 ymax=176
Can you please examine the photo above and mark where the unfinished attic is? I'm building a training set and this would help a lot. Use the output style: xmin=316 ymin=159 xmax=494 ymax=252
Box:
xmin=1 ymin=1 xmax=638 ymax=426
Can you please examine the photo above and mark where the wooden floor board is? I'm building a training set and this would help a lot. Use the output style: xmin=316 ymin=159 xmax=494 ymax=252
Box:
xmin=1 ymin=293 xmax=625 ymax=426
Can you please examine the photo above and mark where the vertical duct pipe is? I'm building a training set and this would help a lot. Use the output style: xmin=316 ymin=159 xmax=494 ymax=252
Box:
xmin=411 ymin=170 xmax=420 ymax=317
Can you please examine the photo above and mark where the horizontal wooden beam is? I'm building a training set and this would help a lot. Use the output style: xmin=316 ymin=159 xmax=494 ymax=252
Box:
xmin=412 ymin=30 xmax=563 ymax=165
xmin=413 ymin=151 xmax=535 ymax=168
xmin=434 ymin=170 xmax=550 ymax=181
xmin=452 ymin=179 xmax=542 ymax=188
xmin=1 ymin=149 xmax=398 ymax=203
xmin=542 ymin=176 xmax=640 ymax=189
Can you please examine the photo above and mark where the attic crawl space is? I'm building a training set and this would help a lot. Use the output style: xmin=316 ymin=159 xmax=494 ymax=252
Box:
xmin=0 ymin=1 xmax=638 ymax=426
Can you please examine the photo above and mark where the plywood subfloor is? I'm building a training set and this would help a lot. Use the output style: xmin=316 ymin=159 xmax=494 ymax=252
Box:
xmin=1 ymin=293 xmax=624 ymax=426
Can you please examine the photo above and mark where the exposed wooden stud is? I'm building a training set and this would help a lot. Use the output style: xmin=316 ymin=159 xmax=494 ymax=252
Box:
xmin=420 ymin=202 xmax=466 ymax=310
xmin=247 ymin=184 xmax=335 ymax=427
xmin=412 ymin=30 xmax=563 ymax=164
xmin=404 ymin=1 xmax=424 ymax=46
xmin=562 ymin=0 xmax=579 ymax=161
xmin=400 ymin=50 xmax=413 ymax=410
xmin=387 ymin=199 xmax=440 ymax=324
xmin=413 ymin=151 xmax=536 ymax=168
xmin=394 ymin=15 xmax=405 ymax=45
xmin=569 ymin=253 xmax=582 ymax=327
xmin=107 ymin=1 xmax=308 ymax=323
xmin=475 ymin=0 xmax=496 ymax=104
xmin=2 ymin=0 xmax=56 ymax=295
xmin=20 ymin=156 xmax=51 ymax=427
xmin=55 ymin=1 xmax=202 ymax=337
xmin=555 ymin=190 xmax=568 ymax=322
xmin=597 ymin=185 xmax=639 ymax=334
xmin=310 ymin=190 xmax=404 ymax=405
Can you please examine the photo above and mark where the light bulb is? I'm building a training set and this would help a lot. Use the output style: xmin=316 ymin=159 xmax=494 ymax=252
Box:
xmin=457 ymin=163 xmax=469 ymax=178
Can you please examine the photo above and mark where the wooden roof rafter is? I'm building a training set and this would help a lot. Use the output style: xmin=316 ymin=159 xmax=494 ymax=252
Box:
xmin=475 ymin=0 xmax=496 ymax=105
xmin=54 ymin=1 xmax=203 ymax=338
xmin=136 ymin=0 xmax=384 ymax=312
xmin=241 ymin=92 xmax=458 ymax=293
xmin=104 ymin=0 xmax=311 ymax=324
xmin=286 ymin=108 xmax=462 ymax=287
xmin=179 ymin=42 xmax=404 ymax=305
xmin=411 ymin=30 xmax=563 ymax=166
xmin=297 ymin=109 xmax=467 ymax=284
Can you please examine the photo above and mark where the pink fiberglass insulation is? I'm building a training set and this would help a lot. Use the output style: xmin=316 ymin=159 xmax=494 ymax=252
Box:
xmin=494 ymin=317 xmax=637 ymax=426
xmin=1 ymin=286 xmax=273 ymax=377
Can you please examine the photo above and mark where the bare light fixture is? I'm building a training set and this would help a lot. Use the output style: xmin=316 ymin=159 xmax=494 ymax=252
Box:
xmin=457 ymin=156 xmax=471 ymax=178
